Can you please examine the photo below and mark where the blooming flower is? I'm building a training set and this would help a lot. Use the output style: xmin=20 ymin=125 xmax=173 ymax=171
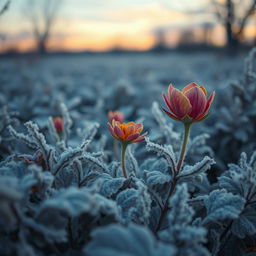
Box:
xmin=108 ymin=120 xmax=147 ymax=144
xmin=53 ymin=117 xmax=64 ymax=133
xmin=162 ymin=82 xmax=215 ymax=122
xmin=108 ymin=111 xmax=124 ymax=123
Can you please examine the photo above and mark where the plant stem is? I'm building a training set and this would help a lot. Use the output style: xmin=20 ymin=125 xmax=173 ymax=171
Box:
xmin=155 ymin=122 xmax=191 ymax=232
xmin=176 ymin=123 xmax=191 ymax=172
xmin=121 ymin=143 xmax=128 ymax=178
xmin=155 ymin=178 xmax=177 ymax=232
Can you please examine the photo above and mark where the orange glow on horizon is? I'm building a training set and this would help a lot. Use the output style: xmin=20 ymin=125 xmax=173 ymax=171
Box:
xmin=0 ymin=25 xmax=255 ymax=53
xmin=47 ymin=33 xmax=156 ymax=52
xmin=1 ymin=0 xmax=255 ymax=53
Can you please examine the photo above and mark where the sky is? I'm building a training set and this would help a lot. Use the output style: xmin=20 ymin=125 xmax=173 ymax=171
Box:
xmin=0 ymin=0 xmax=255 ymax=52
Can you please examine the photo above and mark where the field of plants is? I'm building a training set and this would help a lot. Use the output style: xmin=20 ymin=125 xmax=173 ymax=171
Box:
xmin=1 ymin=49 xmax=256 ymax=256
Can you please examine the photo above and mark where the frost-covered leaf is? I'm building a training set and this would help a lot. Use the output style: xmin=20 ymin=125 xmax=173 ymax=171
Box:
xmin=87 ymin=173 xmax=127 ymax=198
xmin=79 ymin=153 xmax=109 ymax=173
xmin=116 ymin=180 xmax=151 ymax=224
xmin=177 ymin=156 xmax=215 ymax=181
xmin=231 ymin=206 xmax=256 ymax=238
xmin=145 ymin=170 xmax=171 ymax=186
xmin=25 ymin=121 xmax=52 ymax=169
xmin=203 ymin=189 xmax=245 ymax=225
xmin=37 ymin=187 xmax=98 ymax=217
xmin=145 ymin=137 xmax=176 ymax=176
xmin=140 ymin=158 xmax=168 ymax=180
xmin=160 ymin=184 xmax=210 ymax=256
xmin=22 ymin=217 xmax=67 ymax=243
xmin=53 ymin=148 xmax=84 ymax=175
xmin=85 ymin=223 xmax=175 ymax=256
xmin=167 ymin=184 xmax=194 ymax=227
xmin=0 ymin=176 xmax=21 ymax=229
xmin=8 ymin=125 xmax=37 ymax=149
xmin=219 ymin=152 xmax=256 ymax=199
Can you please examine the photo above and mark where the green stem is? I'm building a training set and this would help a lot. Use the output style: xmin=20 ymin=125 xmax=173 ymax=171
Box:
xmin=155 ymin=122 xmax=191 ymax=232
xmin=121 ymin=143 xmax=128 ymax=178
xmin=176 ymin=123 xmax=191 ymax=172
xmin=155 ymin=178 xmax=177 ymax=232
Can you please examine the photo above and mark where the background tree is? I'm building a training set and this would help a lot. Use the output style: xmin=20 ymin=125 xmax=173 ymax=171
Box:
xmin=212 ymin=0 xmax=256 ymax=50
xmin=160 ymin=0 xmax=255 ymax=52
xmin=0 ymin=0 xmax=10 ymax=16
xmin=23 ymin=0 xmax=62 ymax=54
xmin=152 ymin=27 xmax=168 ymax=52
xmin=0 ymin=1 xmax=11 ymax=52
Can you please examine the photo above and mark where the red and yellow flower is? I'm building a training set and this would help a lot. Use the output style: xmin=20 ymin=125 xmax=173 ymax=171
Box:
xmin=108 ymin=120 xmax=147 ymax=144
xmin=162 ymin=82 xmax=215 ymax=122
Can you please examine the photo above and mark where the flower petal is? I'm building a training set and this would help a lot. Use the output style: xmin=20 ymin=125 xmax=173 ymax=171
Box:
xmin=169 ymin=89 xmax=192 ymax=119
xmin=114 ymin=125 xmax=125 ymax=139
xmin=112 ymin=119 xmax=119 ymax=127
xmin=185 ymin=86 xmax=207 ymax=119
xmin=163 ymin=93 xmax=175 ymax=113
xmin=133 ymin=132 xmax=148 ymax=143
xmin=161 ymin=107 xmax=180 ymax=120
xmin=204 ymin=91 xmax=215 ymax=113
xmin=195 ymin=91 xmax=215 ymax=121
xmin=199 ymin=86 xmax=207 ymax=96
xmin=182 ymin=82 xmax=198 ymax=94
xmin=134 ymin=123 xmax=143 ymax=133
xmin=126 ymin=124 xmax=135 ymax=137
xmin=127 ymin=133 xmax=140 ymax=141
xmin=108 ymin=111 xmax=124 ymax=123
xmin=107 ymin=123 xmax=114 ymax=134
xmin=168 ymin=84 xmax=174 ymax=100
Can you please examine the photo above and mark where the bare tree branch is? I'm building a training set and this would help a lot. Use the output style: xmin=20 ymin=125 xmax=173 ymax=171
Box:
xmin=235 ymin=0 xmax=256 ymax=37
xmin=0 ymin=0 xmax=10 ymax=16
xmin=23 ymin=0 xmax=62 ymax=54
xmin=211 ymin=0 xmax=226 ymax=22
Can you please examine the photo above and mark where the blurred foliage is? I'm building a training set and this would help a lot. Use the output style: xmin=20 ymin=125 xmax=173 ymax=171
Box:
xmin=0 ymin=49 xmax=256 ymax=255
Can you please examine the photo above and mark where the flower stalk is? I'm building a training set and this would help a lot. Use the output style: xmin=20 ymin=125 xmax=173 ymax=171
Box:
xmin=121 ymin=143 xmax=128 ymax=178
xmin=176 ymin=122 xmax=191 ymax=172
xmin=155 ymin=123 xmax=191 ymax=232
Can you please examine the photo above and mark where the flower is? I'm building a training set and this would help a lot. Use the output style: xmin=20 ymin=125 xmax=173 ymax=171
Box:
xmin=108 ymin=120 xmax=147 ymax=144
xmin=53 ymin=117 xmax=64 ymax=133
xmin=162 ymin=82 xmax=215 ymax=122
xmin=108 ymin=111 xmax=124 ymax=123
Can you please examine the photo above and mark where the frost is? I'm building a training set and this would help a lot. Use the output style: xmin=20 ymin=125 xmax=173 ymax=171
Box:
xmin=85 ymin=223 xmax=175 ymax=256
xmin=1 ymin=46 xmax=256 ymax=256
xmin=203 ymin=189 xmax=244 ymax=225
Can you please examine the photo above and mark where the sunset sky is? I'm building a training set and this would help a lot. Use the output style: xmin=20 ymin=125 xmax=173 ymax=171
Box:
xmin=0 ymin=0 xmax=255 ymax=52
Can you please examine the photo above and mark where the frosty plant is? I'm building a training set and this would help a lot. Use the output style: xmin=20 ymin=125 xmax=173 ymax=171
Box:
xmin=156 ymin=82 xmax=215 ymax=231
xmin=108 ymin=120 xmax=147 ymax=178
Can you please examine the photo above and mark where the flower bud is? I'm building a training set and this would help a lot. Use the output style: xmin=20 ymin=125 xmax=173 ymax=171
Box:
xmin=108 ymin=111 xmax=124 ymax=123
xmin=162 ymin=82 xmax=215 ymax=123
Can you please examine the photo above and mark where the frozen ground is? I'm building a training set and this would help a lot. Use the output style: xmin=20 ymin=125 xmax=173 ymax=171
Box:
xmin=1 ymin=51 xmax=245 ymax=89
xmin=0 ymin=50 xmax=256 ymax=256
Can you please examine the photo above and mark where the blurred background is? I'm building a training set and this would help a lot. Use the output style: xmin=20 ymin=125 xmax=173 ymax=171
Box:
xmin=0 ymin=0 xmax=255 ymax=55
